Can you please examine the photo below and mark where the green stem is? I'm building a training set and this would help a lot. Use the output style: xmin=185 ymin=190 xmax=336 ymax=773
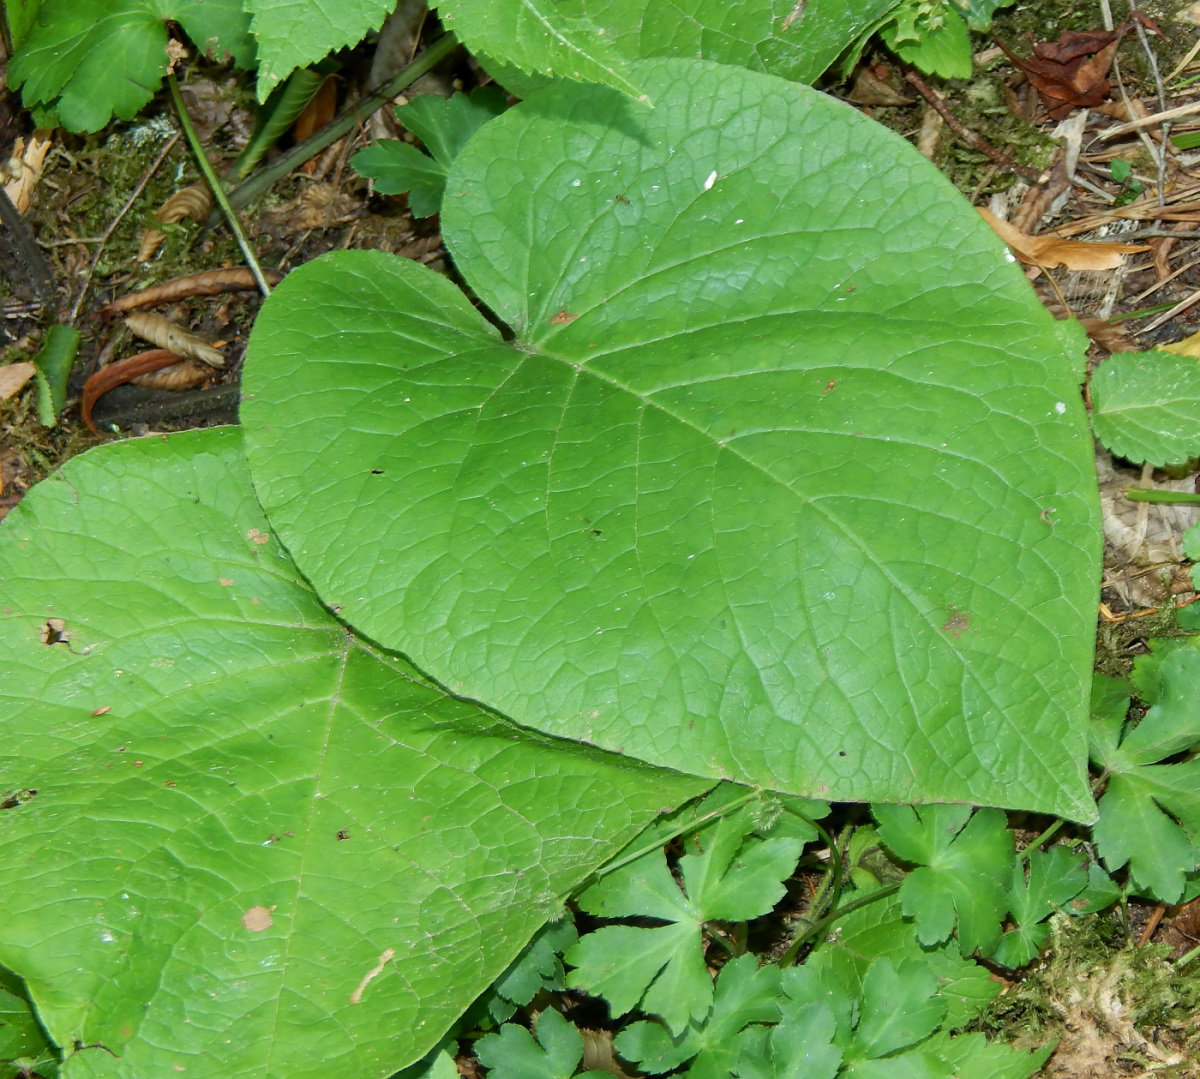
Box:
xmin=1123 ymin=488 xmax=1200 ymax=504
xmin=167 ymin=71 xmax=272 ymax=297
xmin=779 ymin=882 xmax=903 ymax=967
xmin=217 ymin=32 xmax=460 ymax=221
xmin=1177 ymin=941 xmax=1200 ymax=968
xmin=590 ymin=789 xmax=760 ymax=881
xmin=1017 ymin=819 xmax=1066 ymax=863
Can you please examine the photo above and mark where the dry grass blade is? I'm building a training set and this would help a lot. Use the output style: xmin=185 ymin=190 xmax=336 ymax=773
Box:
xmin=81 ymin=350 xmax=184 ymax=435
xmin=978 ymin=207 xmax=1147 ymax=269
xmin=100 ymin=267 xmax=284 ymax=318
xmin=124 ymin=312 xmax=224 ymax=368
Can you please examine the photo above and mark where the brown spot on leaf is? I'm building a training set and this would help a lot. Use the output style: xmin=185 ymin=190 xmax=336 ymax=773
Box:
xmin=242 ymin=905 xmax=273 ymax=932
xmin=39 ymin=617 xmax=69 ymax=645
xmin=550 ymin=310 xmax=579 ymax=325
xmin=219 ymin=578 xmax=234 ymax=587
xmin=246 ymin=528 xmax=270 ymax=545
xmin=941 ymin=611 xmax=970 ymax=638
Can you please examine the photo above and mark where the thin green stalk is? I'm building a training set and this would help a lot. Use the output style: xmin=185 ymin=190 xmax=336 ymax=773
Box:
xmin=590 ymin=789 xmax=760 ymax=881
xmin=217 ymin=32 xmax=460 ymax=221
xmin=1177 ymin=941 xmax=1200 ymax=968
xmin=773 ymin=812 xmax=845 ymax=968
xmin=167 ymin=71 xmax=272 ymax=297
xmin=779 ymin=882 xmax=903 ymax=967
xmin=1123 ymin=488 xmax=1200 ymax=505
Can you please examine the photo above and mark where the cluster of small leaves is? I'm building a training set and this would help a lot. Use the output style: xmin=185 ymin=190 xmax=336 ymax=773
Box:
xmin=875 ymin=0 xmax=1014 ymax=79
xmin=459 ymin=793 xmax=1132 ymax=1079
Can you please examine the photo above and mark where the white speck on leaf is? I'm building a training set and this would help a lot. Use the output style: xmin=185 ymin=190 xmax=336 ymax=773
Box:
xmin=703 ymin=170 xmax=717 ymax=191
xmin=1055 ymin=401 xmax=1067 ymax=414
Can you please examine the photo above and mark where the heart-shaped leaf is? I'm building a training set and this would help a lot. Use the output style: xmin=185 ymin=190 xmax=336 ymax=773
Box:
xmin=241 ymin=57 xmax=1099 ymax=819
xmin=0 ymin=428 xmax=706 ymax=1079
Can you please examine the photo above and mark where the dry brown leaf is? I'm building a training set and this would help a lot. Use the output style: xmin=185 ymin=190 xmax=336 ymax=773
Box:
xmin=124 ymin=312 xmax=225 ymax=367
xmin=81 ymin=350 xmax=186 ymax=435
xmin=241 ymin=905 xmax=273 ymax=932
xmin=137 ymin=227 xmax=169 ymax=263
xmin=977 ymin=207 xmax=1147 ymax=269
xmin=101 ymin=267 xmax=283 ymax=318
xmin=132 ymin=359 xmax=211 ymax=391
xmin=269 ymin=183 xmax=359 ymax=233
xmin=293 ymin=75 xmax=339 ymax=143
xmin=0 ymin=362 xmax=36 ymax=401
xmin=1079 ymin=317 xmax=1141 ymax=354
xmin=154 ymin=182 xmax=212 ymax=225
xmin=2 ymin=132 xmax=52 ymax=214
xmin=997 ymin=26 xmax=1131 ymax=120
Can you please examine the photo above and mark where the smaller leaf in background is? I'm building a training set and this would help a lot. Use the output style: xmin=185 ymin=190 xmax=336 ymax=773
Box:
xmin=978 ymin=207 xmax=1147 ymax=271
xmin=1092 ymin=673 xmax=1133 ymax=723
xmin=959 ymin=0 xmax=1016 ymax=31
xmin=353 ymin=88 xmax=508 ymax=218
xmin=567 ymin=807 xmax=804 ymax=1033
xmin=0 ymin=981 xmax=55 ymax=1074
xmin=873 ymin=804 xmax=1012 ymax=952
xmin=9 ymin=0 xmax=254 ymax=132
xmin=614 ymin=954 xmax=782 ymax=1076
xmin=1090 ymin=351 xmax=1200 ymax=467
xmin=988 ymin=846 xmax=1089 ymax=969
xmin=921 ymin=1031 xmax=1053 ymax=1079
xmin=30 ymin=324 xmax=79 ymax=428
xmin=474 ymin=1008 xmax=610 ymax=1079
xmin=733 ymin=1000 xmax=843 ymax=1079
xmin=1092 ymin=645 xmax=1200 ymax=901
xmin=880 ymin=0 xmax=973 ymax=79
xmin=490 ymin=914 xmax=578 ymax=1015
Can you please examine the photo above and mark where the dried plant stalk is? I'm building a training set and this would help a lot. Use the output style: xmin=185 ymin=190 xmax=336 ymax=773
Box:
xmin=82 ymin=350 xmax=184 ymax=435
xmin=124 ymin=312 xmax=224 ymax=367
xmin=100 ymin=267 xmax=284 ymax=318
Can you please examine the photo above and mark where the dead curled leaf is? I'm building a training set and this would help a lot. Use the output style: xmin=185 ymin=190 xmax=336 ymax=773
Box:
xmin=996 ymin=25 xmax=1132 ymax=120
xmin=138 ymin=183 xmax=215 ymax=262
xmin=82 ymin=350 xmax=186 ymax=435
xmin=124 ymin=312 xmax=224 ymax=368
xmin=100 ymin=267 xmax=283 ymax=318
xmin=977 ymin=207 xmax=1147 ymax=270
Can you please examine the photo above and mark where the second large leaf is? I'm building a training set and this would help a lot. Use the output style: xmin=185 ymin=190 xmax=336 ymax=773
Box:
xmin=242 ymin=57 xmax=1100 ymax=818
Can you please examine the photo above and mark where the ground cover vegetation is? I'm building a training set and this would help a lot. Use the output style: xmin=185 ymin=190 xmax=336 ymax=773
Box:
xmin=3 ymin=0 xmax=1200 ymax=1076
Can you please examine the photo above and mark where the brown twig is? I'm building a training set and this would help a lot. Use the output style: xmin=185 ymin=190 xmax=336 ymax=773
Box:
xmin=904 ymin=69 xmax=1043 ymax=182
xmin=82 ymin=350 xmax=184 ymax=435
xmin=68 ymin=132 xmax=181 ymax=324
xmin=99 ymin=267 xmax=284 ymax=318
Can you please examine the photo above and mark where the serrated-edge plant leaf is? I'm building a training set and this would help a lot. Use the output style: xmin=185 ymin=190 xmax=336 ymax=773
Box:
xmin=241 ymin=57 xmax=1101 ymax=821
xmin=432 ymin=0 xmax=647 ymax=100
xmin=246 ymin=0 xmax=393 ymax=100
xmin=10 ymin=0 xmax=254 ymax=132
xmin=474 ymin=1008 xmax=584 ymax=1079
xmin=988 ymin=846 xmax=1087 ymax=968
xmin=847 ymin=958 xmax=945 ymax=1061
xmin=351 ymin=140 xmax=449 ymax=217
xmin=0 ymin=429 xmax=707 ymax=1079
xmin=1090 ymin=351 xmax=1200 ymax=466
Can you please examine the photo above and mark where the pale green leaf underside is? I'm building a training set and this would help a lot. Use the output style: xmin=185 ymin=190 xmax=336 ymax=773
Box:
xmin=10 ymin=0 xmax=253 ymax=131
xmin=0 ymin=429 xmax=706 ymax=1079
xmin=246 ymin=0 xmax=394 ymax=99
xmin=559 ymin=0 xmax=903 ymax=84
xmin=1090 ymin=350 xmax=1200 ymax=466
xmin=242 ymin=58 xmax=1099 ymax=819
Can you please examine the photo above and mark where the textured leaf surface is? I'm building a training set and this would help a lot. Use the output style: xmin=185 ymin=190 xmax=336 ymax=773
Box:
xmin=988 ymin=846 xmax=1088 ymax=969
xmin=9 ymin=0 xmax=253 ymax=131
xmin=0 ymin=429 xmax=706 ymax=1079
xmin=1090 ymin=351 xmax=1200 ymax=465
xmin=246 ymin=0 xmax=393 ymax=99
xmin=556 ymin=0 xmax=902 ymax=84
xmin=241 ymin=57 xmax=1100 ymax=817
xmin=433 ymin=0 xmax=644 ymax=98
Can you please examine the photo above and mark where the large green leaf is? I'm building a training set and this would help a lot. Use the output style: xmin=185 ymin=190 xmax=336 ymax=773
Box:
xmin=556 ymin=0 xmax=903 ymax=84
xmin=241 ymin=57 xmax=1100 ymax=818
xmin=9 ymin=0 xmax=253 ymax=131
xmin=0 ymin=428 xmax=706 ymax=1079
